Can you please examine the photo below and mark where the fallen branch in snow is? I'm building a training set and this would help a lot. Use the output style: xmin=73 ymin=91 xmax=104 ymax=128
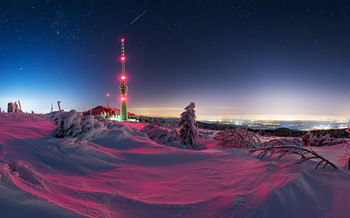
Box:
xmin=215 ymin=128 xmax=262 ymax=148
xmin=262 ymin=138 xmax=303 ymax=147
xmin=249 ymin=145 xmax=338 ymax=170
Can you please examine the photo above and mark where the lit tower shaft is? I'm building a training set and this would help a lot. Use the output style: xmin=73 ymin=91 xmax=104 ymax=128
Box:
xmin=119 ymin=38 xmax=128 ymax=121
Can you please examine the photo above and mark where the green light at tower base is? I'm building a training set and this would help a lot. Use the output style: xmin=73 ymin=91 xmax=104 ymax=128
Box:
xmin=120 ymin=98 xmax=127 ymax=121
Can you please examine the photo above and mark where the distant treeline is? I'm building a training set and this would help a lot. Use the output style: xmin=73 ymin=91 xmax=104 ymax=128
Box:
xmin=196 ymin=122 xmax=349 ymax=138
xmin=142 ymin=119 xmax=349 ymax=138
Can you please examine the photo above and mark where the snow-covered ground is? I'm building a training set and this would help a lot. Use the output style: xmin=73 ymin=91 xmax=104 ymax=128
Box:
xmin=1 ymin=113 xmax=350 ymax=217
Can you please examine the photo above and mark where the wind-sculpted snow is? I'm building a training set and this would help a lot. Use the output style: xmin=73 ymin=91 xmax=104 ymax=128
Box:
xmin=250 ymin=170 xmax=332 ymax=217
xmin=1 ymin=113 xmax=350 ymax=217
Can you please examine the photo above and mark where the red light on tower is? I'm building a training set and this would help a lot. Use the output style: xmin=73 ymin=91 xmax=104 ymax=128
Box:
xmin=121 ymin=97 xmax=126 ymax=101
xmin=106 ymin=93 xmax=110 ymax=107
xmin=121 ymin=38 xmax=125 ymax=42
xmin=121 ymin=76 xmax=126 ymax=80
xmin=120 ymin=56 xmax=126 ymax=61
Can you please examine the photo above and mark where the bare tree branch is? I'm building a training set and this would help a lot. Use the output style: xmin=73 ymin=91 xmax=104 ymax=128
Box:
xmin=215 ymin=128 xmax=262 ymax=148
xmin=249 ymin=145 xmax=337 ymax=170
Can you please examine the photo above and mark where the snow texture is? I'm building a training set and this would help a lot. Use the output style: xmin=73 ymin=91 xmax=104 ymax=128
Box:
xmin=1 ymin=113 xmax=350 ymax=217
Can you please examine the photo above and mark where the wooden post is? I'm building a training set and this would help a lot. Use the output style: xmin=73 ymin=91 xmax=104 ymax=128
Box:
xmin=57 ymin=101 xmax=61 ymax=111
xmin=15 ymin=102 xmax=19 ymax=113
xmin=18 ymin=100 xmax=22 ymax=112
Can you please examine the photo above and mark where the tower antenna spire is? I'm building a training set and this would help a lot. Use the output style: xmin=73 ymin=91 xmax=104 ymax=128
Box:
xmin=119 ymin=38 xmax=128 ymax=121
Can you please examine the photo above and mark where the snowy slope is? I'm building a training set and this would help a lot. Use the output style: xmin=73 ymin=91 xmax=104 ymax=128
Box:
xmin=1 ymin=113 xmax=350 ymax=217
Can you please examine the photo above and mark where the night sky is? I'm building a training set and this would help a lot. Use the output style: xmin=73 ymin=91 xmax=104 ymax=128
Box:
xmin=1 ymin=0 xmax=350 ymax=120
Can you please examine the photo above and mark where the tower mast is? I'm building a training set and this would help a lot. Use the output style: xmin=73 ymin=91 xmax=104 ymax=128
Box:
xmin=120 ymin=38 xmax=128 ymax=121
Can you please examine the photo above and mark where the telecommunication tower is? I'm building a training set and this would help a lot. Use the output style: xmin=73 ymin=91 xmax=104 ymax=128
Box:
xmin=119 ymin=38 xmax=128 ymax=121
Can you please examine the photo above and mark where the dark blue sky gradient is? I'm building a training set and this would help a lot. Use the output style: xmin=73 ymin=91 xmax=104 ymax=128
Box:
xmin=1 ymin=0 xmax=350 ymax=120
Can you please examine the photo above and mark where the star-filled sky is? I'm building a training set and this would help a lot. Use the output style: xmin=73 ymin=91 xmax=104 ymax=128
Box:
xmin=1 ymin=0 xmax=350 ymax=120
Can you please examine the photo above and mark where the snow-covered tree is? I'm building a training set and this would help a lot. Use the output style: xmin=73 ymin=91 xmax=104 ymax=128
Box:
xmin=301 ymin=131 xmax=345 ymax=146
xmin=143 ymin=125 xmax=179 ymax=144
xmin=178 ymin=102 xmax=199 ymax=148
xmin=301 ymin=132 xmax=314 ymax=146
xmin=343 ymin=126 xmax=350 ymax=170
xmin=138 ymin=115 xmax=151 ymax=123
xmin=53 ymin=110 xmax=107 ymax=139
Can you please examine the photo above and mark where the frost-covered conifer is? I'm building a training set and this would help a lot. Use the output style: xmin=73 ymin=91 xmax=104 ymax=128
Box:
xmin=143 ymin=125 xmax=179 ymax=144
xmin=178 ymin=102 xmax=199 ymax=148
xmin=301 ymin=132 xmax=314 ymax=146
xmin=301 ymin=131 xmax=345 ymax=146
xmin=53 ymin=110 xmax=106 ymax=139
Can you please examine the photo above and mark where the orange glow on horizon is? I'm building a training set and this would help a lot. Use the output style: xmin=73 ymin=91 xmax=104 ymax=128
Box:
xmin=129 ymin=107 xmax=350 ymax=122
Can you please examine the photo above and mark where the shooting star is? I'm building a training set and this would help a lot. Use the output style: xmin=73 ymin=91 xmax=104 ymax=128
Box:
xmin=130 ymin=10 xmax=147 ymax=25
